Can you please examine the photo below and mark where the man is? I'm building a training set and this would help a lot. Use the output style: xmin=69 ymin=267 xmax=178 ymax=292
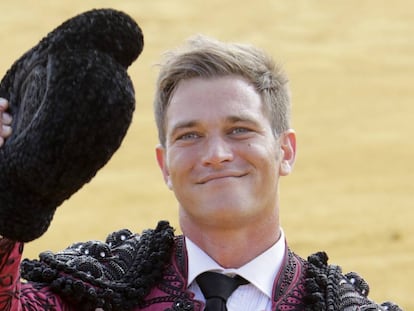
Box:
xmin=0 ymin=36 xmax=402 ymax=310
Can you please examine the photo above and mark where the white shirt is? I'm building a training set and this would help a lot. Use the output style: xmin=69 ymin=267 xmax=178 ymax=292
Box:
xmin=186 ymin=229 xmax=286 ymax=311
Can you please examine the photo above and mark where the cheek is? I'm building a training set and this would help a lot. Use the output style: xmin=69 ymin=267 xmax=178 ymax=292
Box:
xmin=251 ymin=149 xmax=281 ymax=187
xmin=167 ymin=149 xmax=196 ymax=183
xmin=243 ymin=142 xmax=279 ymax=167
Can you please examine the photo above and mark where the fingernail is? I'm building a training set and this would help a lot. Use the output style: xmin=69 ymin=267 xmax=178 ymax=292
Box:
xmin=0 ymin=98 xmax=7 ymax=105
xmin=2 ymin=113 xmax=12 ymax=124
xmin=2 ymin=125 xmax=11 ymax=136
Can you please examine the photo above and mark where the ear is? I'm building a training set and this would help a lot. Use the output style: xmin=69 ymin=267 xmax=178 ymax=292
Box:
xmin=279 ymin=129 xmax=296 ymax=176
xmin=156 ymin=144 xmax=173 ymax=189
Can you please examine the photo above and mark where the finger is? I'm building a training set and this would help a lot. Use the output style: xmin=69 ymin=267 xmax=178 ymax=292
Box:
xmin=0 ymin=98 xmax=8 ymax=112
xmin=1 ymin=112 xmax=12 ymax=125
xmin=1 ymin=125 xmax=12 ymax=137
xmin=0 ymin=136 xmax=4 ymax=147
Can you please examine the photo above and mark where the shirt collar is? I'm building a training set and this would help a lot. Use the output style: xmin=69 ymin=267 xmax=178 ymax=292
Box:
xmin=186 ymin=229 xmax=286 ymax=298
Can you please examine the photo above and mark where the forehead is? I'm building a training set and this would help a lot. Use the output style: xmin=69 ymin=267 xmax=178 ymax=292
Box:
xmin=166 ymin=76 xmax=265 ymax=124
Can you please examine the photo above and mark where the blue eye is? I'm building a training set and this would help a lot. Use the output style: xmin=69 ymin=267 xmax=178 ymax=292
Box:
xmin=178 ymin=132 xmax=200 ymax=140
xmin=231 ymin=127 xmax=249 ymax=134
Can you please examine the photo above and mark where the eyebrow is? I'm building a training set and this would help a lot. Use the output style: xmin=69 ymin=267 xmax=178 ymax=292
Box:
xmin=227 ymin=115 xmax=259 ymax=124
xmin=170 ymin=120 xmax=198 ymax=131
xmin=168 ymin=120 xmax=199 ymax=139
xmin=226 ymin=115 xmax=263 ymax=130
xmin=169 ymin=115 xmax=261 ymax=134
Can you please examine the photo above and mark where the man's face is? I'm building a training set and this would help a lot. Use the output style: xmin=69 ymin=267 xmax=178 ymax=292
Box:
xmin=156 ymin=76 xmax=295 ymax=229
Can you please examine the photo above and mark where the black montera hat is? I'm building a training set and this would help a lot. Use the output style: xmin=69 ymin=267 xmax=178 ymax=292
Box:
xmin=0 ymin=9 xmax=143 ymax=242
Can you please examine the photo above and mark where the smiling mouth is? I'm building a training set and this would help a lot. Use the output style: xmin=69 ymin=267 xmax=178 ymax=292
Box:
xmin=197 ymin=174 xmax=246 ymax=184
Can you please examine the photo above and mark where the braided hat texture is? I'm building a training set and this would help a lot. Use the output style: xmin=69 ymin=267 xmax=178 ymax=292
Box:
xmin=0 ymin=9 xmax=143 ymax=242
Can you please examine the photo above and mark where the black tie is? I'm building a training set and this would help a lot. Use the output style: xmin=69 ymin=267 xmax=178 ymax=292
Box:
xmin=196 ymin=271 xmax=249 ymax=311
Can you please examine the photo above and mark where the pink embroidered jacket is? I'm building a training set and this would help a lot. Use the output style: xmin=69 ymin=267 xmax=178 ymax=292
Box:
xmin=0 ymin=223 xmax=402 ymax=311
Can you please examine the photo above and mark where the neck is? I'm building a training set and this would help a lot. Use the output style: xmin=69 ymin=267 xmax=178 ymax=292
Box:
xmin=181 ymin=212 xmax=281 ymax=268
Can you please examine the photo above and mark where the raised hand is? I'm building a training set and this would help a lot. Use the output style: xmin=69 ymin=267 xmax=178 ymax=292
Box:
xmin=0 ymin=98 xmax=12 ymax=147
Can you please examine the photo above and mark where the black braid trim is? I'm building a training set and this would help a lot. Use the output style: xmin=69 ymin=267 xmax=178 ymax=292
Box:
xmin=303 ymin=251 xmax=342 ymax=311
xmin=304 ymin=252 xmax=404 ymax=311
xmin=344 ymin=271 xmax=370 ymax=297
xmin=20 ymin=221 xmax=175 ymax=311
xmin=380 ymin=301 xmax=404 ymax=311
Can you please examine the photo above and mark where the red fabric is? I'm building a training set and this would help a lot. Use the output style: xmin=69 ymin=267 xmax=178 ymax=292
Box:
xmin=0 ymin=238 xmax=69 ymax=311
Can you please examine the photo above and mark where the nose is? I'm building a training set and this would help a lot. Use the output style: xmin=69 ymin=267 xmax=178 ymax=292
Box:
xmin=201 ymin=136 xmax=234 ymax=167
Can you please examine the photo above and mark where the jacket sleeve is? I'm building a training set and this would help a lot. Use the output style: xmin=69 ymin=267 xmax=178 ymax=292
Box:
xmin=0 ymin=237 xmax=71 ymax=311
xmin=339 ymin=271 xmax=403 ymax=311
xmin=306 ymin=251 xmax=403 ymax=311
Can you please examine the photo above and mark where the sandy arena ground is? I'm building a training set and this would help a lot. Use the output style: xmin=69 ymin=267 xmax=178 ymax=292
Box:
xmin=1 ymin=0 xmax=412 ymax=309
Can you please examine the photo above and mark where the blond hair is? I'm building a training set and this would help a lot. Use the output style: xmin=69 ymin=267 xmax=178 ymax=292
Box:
xmin=154 ymin=35 xmax=291 ymax=146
